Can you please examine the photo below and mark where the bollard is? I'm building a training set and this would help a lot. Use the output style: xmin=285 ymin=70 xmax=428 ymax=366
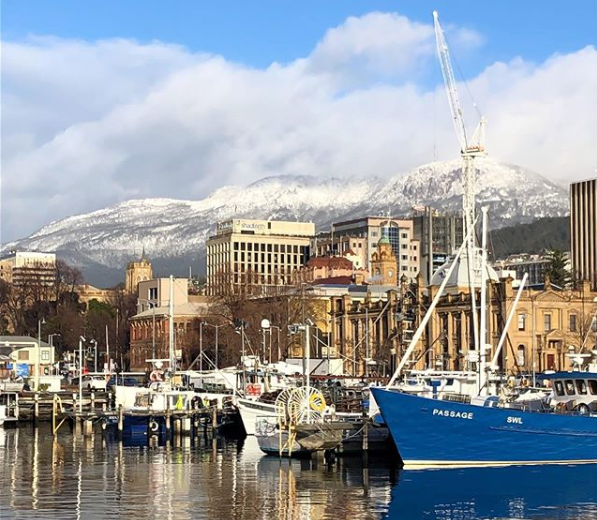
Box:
xmin=90 ymin=392 xmax=96 ymax=413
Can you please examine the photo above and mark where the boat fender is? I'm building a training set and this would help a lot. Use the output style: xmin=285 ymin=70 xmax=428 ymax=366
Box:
xmin=149 ymin=419 xmax=159 ymax=433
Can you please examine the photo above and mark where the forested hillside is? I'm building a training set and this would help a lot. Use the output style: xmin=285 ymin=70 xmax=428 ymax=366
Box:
xmin=490 ymin=217 xmax=569 ymax=259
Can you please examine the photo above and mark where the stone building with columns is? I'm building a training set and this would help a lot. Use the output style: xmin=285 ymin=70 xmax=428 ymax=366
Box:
xmin=422 ymin=276 xmax=597 ymax=375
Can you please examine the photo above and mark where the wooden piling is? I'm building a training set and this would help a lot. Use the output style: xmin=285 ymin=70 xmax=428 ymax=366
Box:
xmin=165 ymin=408 xmax=171 ymax=436
xmin=211 ymin=406 xmax=217 ymax=435
xmin=118 ymin=405 xmax=123 ymax=435
xmin=34 ymin=393 xmax=39 ymax=424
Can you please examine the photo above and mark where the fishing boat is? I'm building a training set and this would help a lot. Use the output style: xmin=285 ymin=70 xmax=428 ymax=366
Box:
xmin=255 ymin=386 xmax=343 ymax=456
xmin=372 ymin=371 xmax=597 ymax=468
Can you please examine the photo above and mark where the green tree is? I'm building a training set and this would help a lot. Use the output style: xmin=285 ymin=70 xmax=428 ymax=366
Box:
xmin=546 ymin=249 xmax=571 ymax=288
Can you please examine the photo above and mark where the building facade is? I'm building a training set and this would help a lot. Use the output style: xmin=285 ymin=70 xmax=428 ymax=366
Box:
xmin=571 ymin=178 xmax=597 ymax=289
xmin=206 ymin=219 xmax=314 ymax=295
xmin=325 ymin=216 xmax=420 ymax=281
xmin=492 ymin=254 xmax=551 ymax=286
xmin=125 ymin=255 xmax=153 ymax=295
xmin=0 ymin=251 xmax=57 ymax=288
xmin=413 ymin=207 xmax=464 ymax=286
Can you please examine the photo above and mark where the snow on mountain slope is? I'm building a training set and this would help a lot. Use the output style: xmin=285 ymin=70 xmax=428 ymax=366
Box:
xmin=3 ymin=159 xmax=568 ymax=283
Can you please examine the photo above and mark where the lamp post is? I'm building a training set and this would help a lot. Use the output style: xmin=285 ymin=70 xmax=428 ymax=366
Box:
xmin=78 ymin=336 xmax=86 ymax=413
xmin=36 ymin=318 xmax=45 ymax=392
xmin=269 ymin=325 xmax=282 ymax=362
xmin=90 ymin=340 xmax=98 ymax=372
xmin=48 ymin=334 xmax=60 ymax=376
xmin=260 ymin=319 xmax=270 ymax=363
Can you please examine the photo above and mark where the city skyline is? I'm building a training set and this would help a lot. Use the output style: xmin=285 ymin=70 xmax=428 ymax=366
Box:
xmin=2 ymin=1 xmax=596 ymax=242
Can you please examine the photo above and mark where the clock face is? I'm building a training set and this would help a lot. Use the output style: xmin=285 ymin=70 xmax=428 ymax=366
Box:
xmin=388 ymin=269 xmax=393 ymax=277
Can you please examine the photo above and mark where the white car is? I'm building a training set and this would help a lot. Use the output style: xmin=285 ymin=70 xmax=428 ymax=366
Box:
xmin=80 ymin=375 xmax=107 ymax=390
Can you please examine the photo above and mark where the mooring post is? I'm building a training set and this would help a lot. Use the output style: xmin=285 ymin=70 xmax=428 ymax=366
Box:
xmin=118 ymin=404 xmax=123 ymax=435
xmin=362 ymin=411 xmax=369 ymax=452
xmin=166 ymin=408 xmax=171 ymax=436
xmin=182 ymin=416 xmax=191 ymax=436
xmin=34 ymin=393 xmax=39 ymax=424
xmin=211 ymin=405 xmax=217 ymax=435
xmin=52 ymin=394 xmax=57 ymax=435
xmin=90 ymin=392 xmax=96 ymax=414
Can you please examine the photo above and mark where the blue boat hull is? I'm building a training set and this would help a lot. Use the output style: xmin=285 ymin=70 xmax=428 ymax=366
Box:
xmin=371 ymin=387 xmax=597 ymax=467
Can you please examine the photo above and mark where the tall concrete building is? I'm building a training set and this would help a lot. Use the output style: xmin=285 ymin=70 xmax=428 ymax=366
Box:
xmin=570 ymin=178 xmax=597 ymax=289
xmin=322 ymin=216 xmax=420 ymax=281
xmin=0 ymin=251 xmax=56 ymax=287
xmin=412 ymin=207 xmax=463 ymax=286
xmin=207 ymin=219 xmax=314 ymax=295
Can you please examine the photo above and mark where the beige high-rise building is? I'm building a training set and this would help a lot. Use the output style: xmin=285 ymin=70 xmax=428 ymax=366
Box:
xmin=207 ymin=219 xmax=315 ymax=295
xmin=571 ymin=178 xmax=596 ymax=289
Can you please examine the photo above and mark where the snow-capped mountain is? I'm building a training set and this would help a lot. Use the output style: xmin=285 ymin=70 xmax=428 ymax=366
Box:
xmin=3 ymin=159 xmax=568 ymax=286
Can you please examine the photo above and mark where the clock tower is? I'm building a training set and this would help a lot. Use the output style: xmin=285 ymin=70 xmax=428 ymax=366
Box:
xmin=370 ymin=230 xmax=398 ymax=285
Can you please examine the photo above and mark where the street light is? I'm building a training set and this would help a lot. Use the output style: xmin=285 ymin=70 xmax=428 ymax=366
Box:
xmin=260 ymin=319 xmax=270 ymax=363
xmin=90 ymin=339 xmax=98 ymax=372
xmin=78 ymin=336 xmax=86 ymax=413
xmin=36 ymin=318 xmax=46 ymax=392
xmin=48 ymin=334 xmax=61 ymax=376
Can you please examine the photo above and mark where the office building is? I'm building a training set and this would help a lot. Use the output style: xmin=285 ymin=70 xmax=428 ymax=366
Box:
xmin=206 ymin=219 xmax=314 ymax=295
xmin=571 ymin=178 xmax=597 ymax=289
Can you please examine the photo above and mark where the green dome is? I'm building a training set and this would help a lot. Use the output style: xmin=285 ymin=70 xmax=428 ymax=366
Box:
xmin=378 ymin=236 xmax=390 ymax=245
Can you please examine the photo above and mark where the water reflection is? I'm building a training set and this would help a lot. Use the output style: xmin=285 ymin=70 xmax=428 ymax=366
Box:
xmin=1 ymin=426 xmax=595 ymax=520
xmin=385 ymin=464 xmax=597 ymax=520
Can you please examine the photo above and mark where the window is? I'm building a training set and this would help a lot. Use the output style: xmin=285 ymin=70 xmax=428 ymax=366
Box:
xmin=576 ymin=380 xmax=588 ymax=395
xmin=18 ymin=351 xmax=29 ymax=361
xmin=401 ymin=233 xmax=408 ymax=239
xmin=554 ymin=381 xmax=565 ymax=396
xmin=564 ymin=380 xmax=575 ymax=396
xmin=517 ymin=345 xmax=525 ymax=366
xmin=518 ymin=313 xmax=526 ymax=331
xmin=41 ymin=350 xmax=50 ymax=361
xmin=544 ymin=314 xmax=552 ymax=332
xmin=570 ymin=314 xmax=577 ymax=332
xmin=149 ymin=287 xmax=158 ymax=300
xmin=589 ymin=380 xmax=597 ymax=395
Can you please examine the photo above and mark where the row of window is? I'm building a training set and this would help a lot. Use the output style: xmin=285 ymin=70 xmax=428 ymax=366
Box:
xmin=554 ymin=379 xmax=597 ymax=397
xmin=518 ymin=313 xmax=580 ymax=332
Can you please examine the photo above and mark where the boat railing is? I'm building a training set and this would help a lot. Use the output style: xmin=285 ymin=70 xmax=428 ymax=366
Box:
xmin=440 ymin=393 xmax=471 ymax=404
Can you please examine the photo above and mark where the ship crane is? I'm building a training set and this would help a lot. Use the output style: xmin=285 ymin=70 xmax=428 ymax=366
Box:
xmin=433 ymin=11 xmax=488 ymax=391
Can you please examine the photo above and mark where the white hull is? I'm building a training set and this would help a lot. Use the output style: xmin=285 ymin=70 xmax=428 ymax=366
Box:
xmin=236 ymin=398 xmax=277 ymax=435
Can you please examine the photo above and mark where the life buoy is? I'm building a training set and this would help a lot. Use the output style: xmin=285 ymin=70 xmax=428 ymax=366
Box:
xmin=149 ymin=419 xmax=159 ymax=433
xmin=309 ymin=393 xmax=326 ymax=412
xmin=150 ymin=370 xmax=163 ymax=383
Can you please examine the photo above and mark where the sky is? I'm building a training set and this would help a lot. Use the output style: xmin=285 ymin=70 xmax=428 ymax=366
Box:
xmin=2 ymin=0 xmax=596 ymax=243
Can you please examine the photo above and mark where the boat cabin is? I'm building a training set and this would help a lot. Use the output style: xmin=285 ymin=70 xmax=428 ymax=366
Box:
xmin=543 ymin=372 xmax=597 ymax=413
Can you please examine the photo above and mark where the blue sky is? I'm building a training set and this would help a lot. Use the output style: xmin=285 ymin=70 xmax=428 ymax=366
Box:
xmin=4 ymin=1 xmax=596 ymax=75
xmin=1 ymin=1 xmax=596 ymax=243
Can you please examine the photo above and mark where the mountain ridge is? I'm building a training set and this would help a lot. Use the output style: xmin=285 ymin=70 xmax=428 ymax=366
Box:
xmin=3 ymin=158 xmax=569 ymax=287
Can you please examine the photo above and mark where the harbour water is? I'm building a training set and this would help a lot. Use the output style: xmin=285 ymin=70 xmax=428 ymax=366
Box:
xmin=1 ymin=425 xmax=596 ymax=520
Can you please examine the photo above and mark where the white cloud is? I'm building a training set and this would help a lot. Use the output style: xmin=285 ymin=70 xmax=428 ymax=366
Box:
xmin=1 ymin=12 xmax=596 ymax=243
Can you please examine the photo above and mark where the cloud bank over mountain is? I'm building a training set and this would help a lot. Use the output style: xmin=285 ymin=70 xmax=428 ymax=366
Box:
xmin=2 ymin=11 xmax=596 ymax=242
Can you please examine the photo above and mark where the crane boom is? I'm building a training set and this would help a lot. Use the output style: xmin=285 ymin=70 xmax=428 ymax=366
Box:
xmin=433 ymin=11 xmax=468 ymax=152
